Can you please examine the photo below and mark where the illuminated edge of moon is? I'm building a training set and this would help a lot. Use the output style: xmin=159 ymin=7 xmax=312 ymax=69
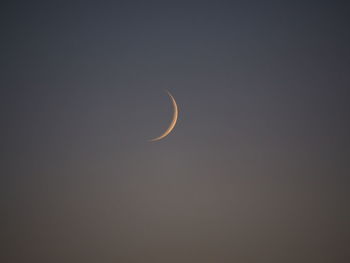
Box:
xmin=149 ymin=90 xmax=178 ymax=142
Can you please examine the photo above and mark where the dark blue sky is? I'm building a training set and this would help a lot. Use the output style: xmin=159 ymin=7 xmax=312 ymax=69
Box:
xmin=2 ymin=1 xmax=350 ymax=262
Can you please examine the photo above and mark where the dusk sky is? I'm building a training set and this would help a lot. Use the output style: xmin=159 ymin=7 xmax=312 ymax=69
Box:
xmin=2 ymin=1 xmax=350 ymax=262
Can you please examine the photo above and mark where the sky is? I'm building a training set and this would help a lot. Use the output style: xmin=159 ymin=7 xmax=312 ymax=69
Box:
xmin=1 ymin=1 xmax=350 ymax=262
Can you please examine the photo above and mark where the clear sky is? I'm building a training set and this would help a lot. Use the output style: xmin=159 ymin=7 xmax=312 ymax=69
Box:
xmin=2 ymin=1 xmax=350 ymax=262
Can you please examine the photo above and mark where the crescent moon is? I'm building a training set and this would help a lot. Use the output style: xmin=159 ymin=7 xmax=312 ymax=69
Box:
xmin=149 ymin=91 xmax=179 ymax=142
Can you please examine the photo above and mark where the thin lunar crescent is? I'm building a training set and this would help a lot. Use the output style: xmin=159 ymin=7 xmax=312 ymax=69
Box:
xmin=149 ymin=91 xmax=178 ymax=142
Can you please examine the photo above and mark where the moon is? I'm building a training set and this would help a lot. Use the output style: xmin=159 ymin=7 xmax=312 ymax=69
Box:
xmin=149 ymin=91 xmax=179 ymax=142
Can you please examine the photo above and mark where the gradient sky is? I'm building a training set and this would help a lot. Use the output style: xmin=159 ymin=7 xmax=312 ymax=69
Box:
xmin=2 ymin=1 xmax=350 ymax=262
